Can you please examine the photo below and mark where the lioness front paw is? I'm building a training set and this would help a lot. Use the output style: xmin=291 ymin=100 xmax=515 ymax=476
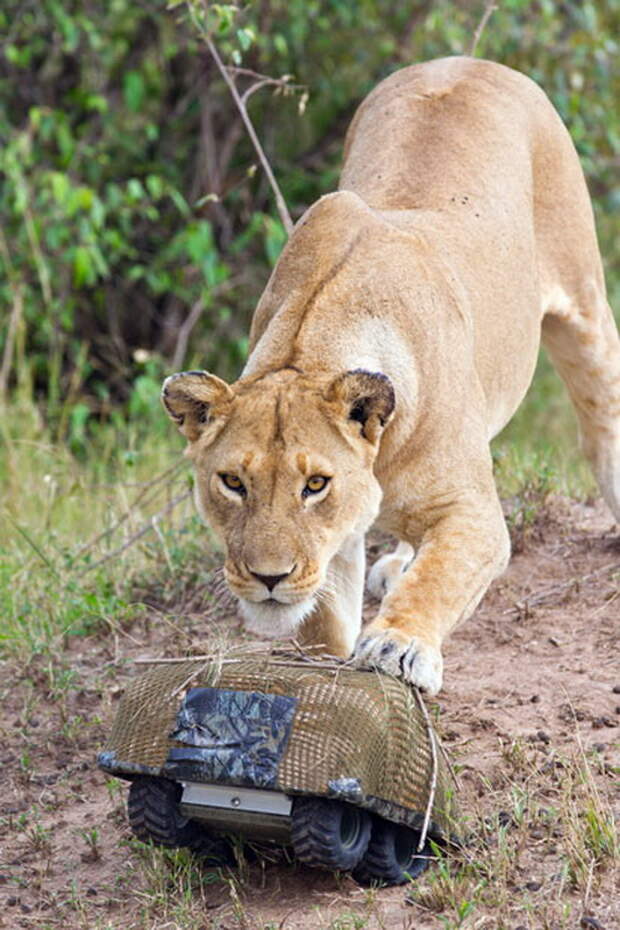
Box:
xmin=353 ymin=629 xmax=443 ymax=696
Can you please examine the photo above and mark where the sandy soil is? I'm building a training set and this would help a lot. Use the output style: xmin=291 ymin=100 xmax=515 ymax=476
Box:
xmin=1 ymin=497 xmax=618 ymax=929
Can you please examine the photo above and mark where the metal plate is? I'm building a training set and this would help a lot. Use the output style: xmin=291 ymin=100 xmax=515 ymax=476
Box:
xmin=181 ymin=782 xmax=293 ymax=816
xmin=179 ymin=782 xmax=293 ymax=841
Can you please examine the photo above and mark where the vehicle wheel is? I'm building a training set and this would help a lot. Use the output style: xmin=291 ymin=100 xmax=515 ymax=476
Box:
xmin=353 ymin=818 xmax=432 ymax=886
xmin=127 ymin=776 xmax=233 ymax=864
xmin=290 ymin=797 xmax=371 ymax=871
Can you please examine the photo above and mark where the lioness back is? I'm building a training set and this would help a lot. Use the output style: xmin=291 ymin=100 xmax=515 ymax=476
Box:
xmin=337 ymin=57 xmax=607 ymax=437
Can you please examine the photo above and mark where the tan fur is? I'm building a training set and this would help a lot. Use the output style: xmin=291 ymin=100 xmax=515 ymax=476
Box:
xmin=162 ymin=57 xmax=620 ymax=695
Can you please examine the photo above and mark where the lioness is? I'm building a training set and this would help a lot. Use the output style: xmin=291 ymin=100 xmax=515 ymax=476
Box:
xmin=162 ymin=57 xmax=620 ymax=695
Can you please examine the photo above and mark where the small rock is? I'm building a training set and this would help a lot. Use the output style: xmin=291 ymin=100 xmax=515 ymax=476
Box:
xmin=612 ymin=684 xmax=620 ymax=694
xmin=530 ymin=694 xmax=540 ymax=703
xmin=86 ymin=887 xmax=98 ymax=897
xmin=536 ymin=730 xmax=550 ymax=743
xmin=498 ymin=810 xmax=513 ymax=828
xmin=7 ymin=896 xmax=18 ymax=907
xmin=580 ymin=917 xmax=605 ymax=930
xmin=592 ymin=716 xmax=615 ymax=729
xmin=525 ymin=880 xmax=542 ymax=891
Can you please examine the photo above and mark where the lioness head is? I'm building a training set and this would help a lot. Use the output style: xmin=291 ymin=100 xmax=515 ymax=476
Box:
xmin=161 ymin=367 xmax=394 ymax=639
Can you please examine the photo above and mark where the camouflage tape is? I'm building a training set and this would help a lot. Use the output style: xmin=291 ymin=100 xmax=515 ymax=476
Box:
xmin=164 ymin=687 xmax=298 ymax=788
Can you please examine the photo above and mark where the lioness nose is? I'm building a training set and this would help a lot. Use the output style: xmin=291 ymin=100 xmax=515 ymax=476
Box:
xmin=249 ymin=569 xmax=293 ymax=592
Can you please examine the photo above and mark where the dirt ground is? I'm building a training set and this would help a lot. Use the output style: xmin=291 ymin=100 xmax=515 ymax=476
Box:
xmin=1 ymin=496 xmax=618 ymax=930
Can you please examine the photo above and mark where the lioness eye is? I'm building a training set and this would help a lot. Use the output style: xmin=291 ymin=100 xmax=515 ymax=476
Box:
xmin=303 ymin=475 xmax=330 ymax=497
xmin=220 ymin=473 xmax=246 ymax=495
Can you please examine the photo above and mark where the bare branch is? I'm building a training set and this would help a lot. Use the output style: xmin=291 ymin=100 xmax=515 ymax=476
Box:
xmin=0 ymin=228 xmax=24 ymax=399
xmin=241 ymin=78 xmax=277 ymax=106
xmin=227 ymin=66 xmax=303 ymax=95
xmin=72 ymin=461 xmax=184 ymax=562
xmin=0 ymin=284 xmax=23 ymax=399
xmin=78 ymin=490 xmax=192 ymax=575
xmin=172 ymin=297 xmax=205 ymax=370
xmin=469 ymin=1 xmax=498 ymax=57
xmin=502 ymin=560 xmax=619 ymax=619
xmin=202 ymin=28 xmax=294 ymax=236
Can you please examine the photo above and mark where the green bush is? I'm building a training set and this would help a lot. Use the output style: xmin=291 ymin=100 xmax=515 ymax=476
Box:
xmin=1 ymin=0 xmax=618 ymax=443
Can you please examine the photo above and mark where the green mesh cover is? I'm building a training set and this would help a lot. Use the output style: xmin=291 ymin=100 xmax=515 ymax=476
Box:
xmin=98 ymin=653 xmax=457 ymax=841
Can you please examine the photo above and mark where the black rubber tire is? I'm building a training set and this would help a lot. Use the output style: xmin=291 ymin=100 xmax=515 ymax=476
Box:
xmin=127 ymin=776 xmax=233 ymax=864
xmin=353 ymin=818 xmax=432 ymax=886
xmin=290 ymin=797 xmax=372 ymax=872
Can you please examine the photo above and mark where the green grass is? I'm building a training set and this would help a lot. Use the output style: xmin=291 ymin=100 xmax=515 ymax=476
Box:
xmin=0 ymin=347 xmax=602 ymax=668
xmin=1 ymin=363 xmax=617 ymax=928
xmin=0 ymin=374 xmax=216 ymax=665
xmin=492 ymin=350 xmax=596 ymax=502
xmin=407 ymin=742 xmax=618 ymax=929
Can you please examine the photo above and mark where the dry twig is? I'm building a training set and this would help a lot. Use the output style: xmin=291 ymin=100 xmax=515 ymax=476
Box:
xmin=72 ymin=461 xmax=185 ymax=563
xmin=413 ymin=687 xmax=439 ymax=852
xmin=171 ymin=297 xmax=205 ymax=370
xmin=226 ymin=66 xmax=304 ymax=106
xmin=0 ymin=283 xmax=23 ymax=399
xmin=0 ymin=229 xmax=24 ymax=399
xmin=203 ymin=30 xmax=293 ymax=236
xmin=79 ymin=490 xmax=191 ymax=575
xmin=469 ymin=1 xmax=498 ymax=57
xmin=502 ymin=560 xmax=619 ymax=618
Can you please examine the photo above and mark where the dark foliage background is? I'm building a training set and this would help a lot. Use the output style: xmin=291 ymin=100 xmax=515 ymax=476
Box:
xmin=1 ymin=0 xmax=618 ymax=443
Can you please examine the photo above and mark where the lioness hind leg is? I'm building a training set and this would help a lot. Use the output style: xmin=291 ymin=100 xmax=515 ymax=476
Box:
xmin=367 ymin=541 xmax=415 ymax=599
xmin=542 ymin=288 xmax=620 ymax=521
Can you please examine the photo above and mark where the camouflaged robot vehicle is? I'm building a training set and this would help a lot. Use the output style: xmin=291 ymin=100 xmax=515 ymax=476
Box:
xmin=98 ymin=652 xmax=455 ymax=885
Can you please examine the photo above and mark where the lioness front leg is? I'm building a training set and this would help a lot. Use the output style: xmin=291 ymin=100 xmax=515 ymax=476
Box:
xmin=298 ymin=534 xmax=366 ymax=658
xmin=355 ymin=489 xmax=510 ymax=695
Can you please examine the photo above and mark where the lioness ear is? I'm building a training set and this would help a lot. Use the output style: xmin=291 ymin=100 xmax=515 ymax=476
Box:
xmin=328 ymin=369 xmax=395 ymax=444
xmin=161 ymin=370 xmax=234 ymax=441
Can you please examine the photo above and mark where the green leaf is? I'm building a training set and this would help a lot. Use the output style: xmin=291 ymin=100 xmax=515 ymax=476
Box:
xmin=273 ymin=33 xmax=288 ymax=56
xmin=146 ymin=175 xmax=164 ymax=199
xmin=73 ymin=246 xmax=95 ymax=287
xmin=263 ymin=216 xmax=287 ymax=266
xmin=127 ymin=178 xmax=146 ymax=201
xmin=123 ymin=71 xmax=146 ymax=113
xmin=49 ymin=172 xmax=70 ymax=205
xmin=237 ymin=28 xmax=254 ymax=51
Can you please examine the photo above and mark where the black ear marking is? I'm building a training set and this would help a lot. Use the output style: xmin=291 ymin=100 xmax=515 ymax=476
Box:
xmin=350 ymin=396 xmax=378 ymax=427
xmin=161 ymin=370 xmax=233 ymax=441
xmin=327 ymin=368 xmax=395 ymax=444
xmin=349 ymin=400 xmax=367 ymax=425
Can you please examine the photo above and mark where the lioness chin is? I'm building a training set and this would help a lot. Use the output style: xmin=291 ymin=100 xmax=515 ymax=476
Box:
xmin=162 ymin=57 xmax=620 ymax=696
